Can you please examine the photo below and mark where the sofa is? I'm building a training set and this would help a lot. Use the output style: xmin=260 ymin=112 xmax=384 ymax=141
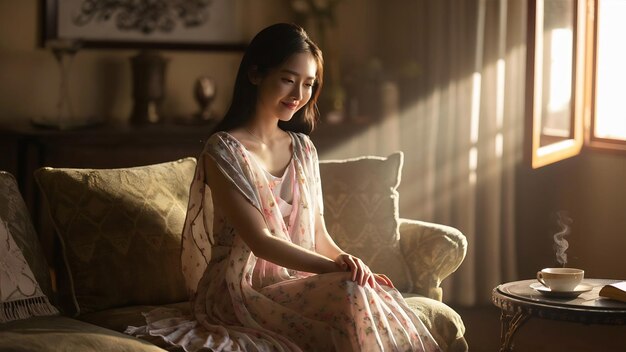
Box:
xmin=0 ymin=152 xmax=468 ymax=351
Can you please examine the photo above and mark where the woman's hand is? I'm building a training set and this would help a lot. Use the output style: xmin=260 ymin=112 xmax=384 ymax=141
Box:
xmin=374 ymin=273 xmax=395 ymax=288
xmin=334 ymin=254 xmax=375 ymax=287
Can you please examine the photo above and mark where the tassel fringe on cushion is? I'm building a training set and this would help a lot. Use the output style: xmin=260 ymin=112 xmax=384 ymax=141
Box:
xmin=0 ymin=295 xmax=59 ymax=323
xmin=1 ymin=220 xmax=59 ymax=323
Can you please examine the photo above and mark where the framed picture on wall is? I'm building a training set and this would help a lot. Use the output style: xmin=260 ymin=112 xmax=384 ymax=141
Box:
xmin=41 ymin=0 xmax=248 ymax=50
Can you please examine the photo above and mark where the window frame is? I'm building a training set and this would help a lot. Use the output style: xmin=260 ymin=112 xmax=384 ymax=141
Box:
xmin=526 ymin=0 xmax=626 ymax=169
xmin=525 ymin=0 xmax=586 ymax=169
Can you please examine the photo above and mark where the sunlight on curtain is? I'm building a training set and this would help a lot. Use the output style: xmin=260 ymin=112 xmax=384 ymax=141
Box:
xmin=318 ymin=0 xmax=525 ymax=306
xmin=397 ymin=0 xmax=525 ymax=306
xmin=468 ymin=0 xmax=486 ymax=189
xmin=495 ymin=57 xmax=506 ymax=158
xmin=469 ymin=66 xmax=482 ymax=186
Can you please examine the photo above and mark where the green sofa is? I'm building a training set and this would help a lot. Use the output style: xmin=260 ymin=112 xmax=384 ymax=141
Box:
xmin=0 ymin=153 xmax=467 ymax=351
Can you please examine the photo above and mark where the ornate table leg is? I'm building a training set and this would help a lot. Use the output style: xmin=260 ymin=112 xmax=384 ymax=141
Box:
xmin=499 ymin=310 xmax=530 ymax=352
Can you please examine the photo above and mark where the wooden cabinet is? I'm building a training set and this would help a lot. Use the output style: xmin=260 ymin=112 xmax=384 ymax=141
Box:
xmin=0 ymin=130 xmax=20 ymax=177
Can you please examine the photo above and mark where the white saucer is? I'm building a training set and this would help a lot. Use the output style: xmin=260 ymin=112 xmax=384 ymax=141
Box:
xmin=529 ymin=282 xmax=593 ymax=298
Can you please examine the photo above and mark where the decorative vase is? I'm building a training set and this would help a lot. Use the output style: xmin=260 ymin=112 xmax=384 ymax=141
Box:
xmin=193 ymin=76 xmax=217 ymax=121
xmin=130 ymin=50 xmax=168 ymax=124
xmin=31 ymin=39 xmax=97 ymax=130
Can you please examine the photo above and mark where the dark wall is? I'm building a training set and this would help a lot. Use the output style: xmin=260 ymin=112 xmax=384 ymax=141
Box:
xmin=516 ymin=149 xmax=626 ymax=280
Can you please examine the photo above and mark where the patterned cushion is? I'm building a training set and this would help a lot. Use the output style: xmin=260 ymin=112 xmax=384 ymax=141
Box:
xmin=0 ymin=171 xmax=59 ymax=322
xmin=319 ymin=152 xmax=412 ymax=291
xmin=34 ymin=158 xmax=196 ymax=315
xmin=0 ymin=172 xmax=54 ymax=300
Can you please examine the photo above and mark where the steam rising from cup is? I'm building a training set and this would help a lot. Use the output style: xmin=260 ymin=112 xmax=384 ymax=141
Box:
xmin=553 ymin=211 xmax=572 ymax=267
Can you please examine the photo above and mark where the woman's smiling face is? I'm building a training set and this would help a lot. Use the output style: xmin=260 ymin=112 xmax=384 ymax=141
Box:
xmin=253 ymin=52 xmax=318 ymax=122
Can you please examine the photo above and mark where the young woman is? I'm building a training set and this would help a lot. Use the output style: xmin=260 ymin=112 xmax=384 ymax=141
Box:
xmin=127 ymin=23 xmax=440 ymax=351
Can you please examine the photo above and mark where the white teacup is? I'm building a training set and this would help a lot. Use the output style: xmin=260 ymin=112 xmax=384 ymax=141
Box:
xmin=536 ymin=268 xmax=584 ymax=291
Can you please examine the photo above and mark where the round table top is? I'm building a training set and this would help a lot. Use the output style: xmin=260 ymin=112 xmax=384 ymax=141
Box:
xmin=493 ymin=279 xmax=626 ymax=325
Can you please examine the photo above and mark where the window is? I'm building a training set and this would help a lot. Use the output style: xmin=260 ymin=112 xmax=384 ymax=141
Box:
xmin=526 ymin=0 xmax=626 ymax=169
xmin=588 ymin=0 xmax=626 ymax=150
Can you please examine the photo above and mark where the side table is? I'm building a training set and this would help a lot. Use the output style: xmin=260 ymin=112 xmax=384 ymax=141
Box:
xmin=492 ymin=279 xmax=626 ymax=351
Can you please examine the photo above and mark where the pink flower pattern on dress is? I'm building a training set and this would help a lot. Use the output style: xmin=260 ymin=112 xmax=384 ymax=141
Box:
xmin=126 ymin=132 xmax=441 ymax=351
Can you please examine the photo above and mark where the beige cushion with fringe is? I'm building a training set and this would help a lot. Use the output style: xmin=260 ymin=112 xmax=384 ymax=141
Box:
xmin=0 ymin=171 xmax=58 ymax=323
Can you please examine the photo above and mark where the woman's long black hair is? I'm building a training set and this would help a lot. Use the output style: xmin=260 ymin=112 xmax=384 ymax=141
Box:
xmin=213 ymin=23 xmax=324 ymax=135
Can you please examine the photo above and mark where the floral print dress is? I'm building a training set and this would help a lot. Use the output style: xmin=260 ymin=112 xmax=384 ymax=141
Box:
xmin=126 ymin=131 xmax=440 ymax=351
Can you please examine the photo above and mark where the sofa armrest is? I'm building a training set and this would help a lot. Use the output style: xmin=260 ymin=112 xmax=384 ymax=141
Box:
xmin=399 ymin=218 xmax=467 ymax=301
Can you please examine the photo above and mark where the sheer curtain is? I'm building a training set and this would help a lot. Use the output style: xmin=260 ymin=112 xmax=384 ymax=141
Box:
xmin=319 ymin=0 xmax=526 ymax=306
xmin=390 ymin=0 xmax=526 ymax=306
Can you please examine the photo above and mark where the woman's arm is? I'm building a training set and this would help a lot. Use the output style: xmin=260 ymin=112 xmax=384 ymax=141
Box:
xmin=307 ymin=138 xmax=382 ymax=287
xmin=204 ymin=153 xmax=341 ymax=275
xmin=313 ymin=211 xmax=345 ymax=260
xmin=314 ymin=207 xmax=377 ymax=287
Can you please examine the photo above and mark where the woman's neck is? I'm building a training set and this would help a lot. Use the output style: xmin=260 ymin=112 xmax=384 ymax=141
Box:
xmin=245 ymin=118 xmax=282 ymax=145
